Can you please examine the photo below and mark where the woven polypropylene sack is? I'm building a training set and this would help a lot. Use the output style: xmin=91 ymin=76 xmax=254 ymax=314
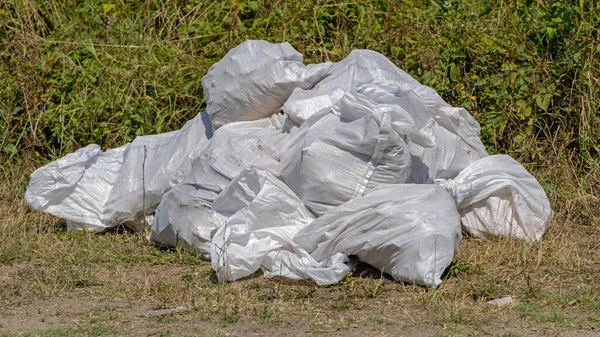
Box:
xmin=149 ymin=118 xmax=287 ymax=257
xmin=283 ymin=49 xmax=444 ymax=125
xmin=210 ymin=168 xmax=319 ymax=282
xmin=437 ymin=155 xmax=553 ymax=241
xmin=203 ymin=40 xmax=331 ymax=130
xmin=292 ymin=184 xmax=462 ymax=286
xmin=25 ymin=112 xmax=213 ymax=231
xmin=279 ymin=87 xmax=434 ymax=215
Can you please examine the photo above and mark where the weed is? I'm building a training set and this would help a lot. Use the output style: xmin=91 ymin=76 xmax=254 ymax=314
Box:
xmin=259 ymin=305 xmax=275 ymax=325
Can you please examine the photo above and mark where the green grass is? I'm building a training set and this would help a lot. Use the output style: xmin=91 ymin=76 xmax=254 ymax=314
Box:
xmin=1 ymin=0 xmax=599 ymax=336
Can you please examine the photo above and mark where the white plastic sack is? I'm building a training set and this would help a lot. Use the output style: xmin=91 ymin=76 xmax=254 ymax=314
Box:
xmin=149 ymin=118 xmax=287 ymax=257
xmin=211 ymin=169 xmax=349 ymax=281
xmin=437 ymin=155 xmax=552 ymax=241
xmin=25 ymin=112 xmax=213 ymax=231
xmin=148 ymin=184 xmax=217 ymax=260
xmin=282 ymin=49 xmax=487 ymax=182
xmin=283 ymin=50 xmax=444 ymax=125
xmin=352 ymin=83 xmax=487 ymax=182
xmin=291 ymin=184 xmax=462 ymax=286
xmin=279 ymin=86 xmax=434 ymax=215
xmin=203 ymin=40 xmax=331 ymax=130
xmin=182 ymin=118 xmax=286 ymax=191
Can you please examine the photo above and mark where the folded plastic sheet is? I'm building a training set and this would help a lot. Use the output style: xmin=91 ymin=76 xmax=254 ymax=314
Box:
xmin=25 ymin=112 xmax=213 ymax=231
xmin=203 ymin=40 xmax=332 ymax=130
xmin=279 ymin=86 xmax=434 ymax=215
xmin=437 ymin=155 xmax=552 ymax=241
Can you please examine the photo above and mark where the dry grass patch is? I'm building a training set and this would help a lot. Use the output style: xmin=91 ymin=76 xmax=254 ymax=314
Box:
xmin=2 ymin=156 xmax=599 ymax=336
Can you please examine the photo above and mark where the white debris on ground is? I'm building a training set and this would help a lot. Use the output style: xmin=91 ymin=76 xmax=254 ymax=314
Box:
xmin=486 ymin=296 xmax=514 ymax=306
xmin=25 ymin=40 xmax=553 ymax=287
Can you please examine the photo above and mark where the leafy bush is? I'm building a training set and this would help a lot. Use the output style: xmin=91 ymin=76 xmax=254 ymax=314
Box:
xmin=1 ymin=0 xmax=598 ymax=172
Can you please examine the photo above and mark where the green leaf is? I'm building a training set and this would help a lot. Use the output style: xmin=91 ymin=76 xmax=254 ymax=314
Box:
xmin=102 ymin=4 xmax=115 ymax=15
xmin=449 ymin=63 xmax=461 ymax=82
xmin=3 ymin=143 xmax=16 ymax=155
xmin=501 ymin=62 xmax=516 ymax=72
xmin=536 ymin=93 xmax=551 ymax=111
xmin=248 ymin=1 xmax=259 ymax=12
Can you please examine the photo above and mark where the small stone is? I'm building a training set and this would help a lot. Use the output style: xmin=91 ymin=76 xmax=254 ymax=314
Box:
xmin=487 ymin=296 xmax=513 ymax=306
xmin=568 ymin=300 xmax=577 ymax=306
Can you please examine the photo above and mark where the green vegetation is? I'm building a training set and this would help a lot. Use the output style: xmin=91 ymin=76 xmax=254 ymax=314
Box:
xmin=1 ymin=0 xmax=598 ymax=169
xmin=0 ymin=0 xmax=599 ymax=336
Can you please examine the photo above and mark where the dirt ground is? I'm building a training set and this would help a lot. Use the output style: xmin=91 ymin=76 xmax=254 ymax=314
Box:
xmin=1 ymin=257 xmax=599 ymax=337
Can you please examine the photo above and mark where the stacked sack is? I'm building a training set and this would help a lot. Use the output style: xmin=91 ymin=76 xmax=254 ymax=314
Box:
xmin=25 ymin=40 xmax=553 ymax=287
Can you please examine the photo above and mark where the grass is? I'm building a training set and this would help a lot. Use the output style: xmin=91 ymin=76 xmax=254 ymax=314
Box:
xmin=1 ymin=170 xmax=598 ymax=335
xmin=1 ymin=0 xmax=600 ymax=336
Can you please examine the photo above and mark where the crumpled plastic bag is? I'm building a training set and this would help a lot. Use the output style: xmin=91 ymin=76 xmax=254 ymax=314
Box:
xmin=182 ymin=118 xmax=285 ymax=190
xmin=213 ymin=182 xmax=462 ymax=286
xmin=281 ymin=49 xmax=487 ymax=183
xmin=437 ymin=155 xmax=552 ymax=241
xmin=203 ymin=40 xmax=332 ymax=130
xmin=292 ymin=184 xmax=462 ymax=286
xmin=351 ymin=83 xmax=488 ymax=182
xmin=148 ymin=183 xmax=216 ymax=260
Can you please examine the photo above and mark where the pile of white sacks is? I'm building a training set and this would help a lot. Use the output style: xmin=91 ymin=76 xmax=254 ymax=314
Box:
xmin=25 ymin=41 xmax=553 ymax=287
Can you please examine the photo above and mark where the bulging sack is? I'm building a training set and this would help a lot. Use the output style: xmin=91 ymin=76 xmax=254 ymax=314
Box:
xmin=182 ymin=118 xmax=286 ymax=190
xmin=149 ymin=118 xmax=287 ymax=257
xmin=283 ymin=49 xmax=445 ymax=125
xmin=25 ymin=112 xmax=213 ymax=231
xmin=437 ymin=155 xmax=553 ymax=241
xmin=279 ymin=86 xmax=434 ymax=215
xmin=211 ymin=168 xmax=317 ymax=282
xmin=203 ymin=40 xmax=331 ymax=130
xmin=149 ymin=184 xmax=217 ymax=260
xmin=352 ymin=83 xmax=487 ymax=182
xmin=292 ymin=184 xmax=462 ymax=286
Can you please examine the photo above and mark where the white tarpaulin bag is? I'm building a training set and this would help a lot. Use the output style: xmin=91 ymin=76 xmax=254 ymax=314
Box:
xmin=283 ymin=50 xmax=445 ymax=125
xmin=437 ymin=155 xmax=552 ymax=241
xmin=25 ymin=112 xmax=213 ymax=231
xmin=213 ymin=182 xmax=462 ymax=286
xmin=211 ymin=168 xmax=323 ymax=282
xmin=279 ymin=86 xmax=434 ymax=215
xmin=148 ymin=183 xmax=216 ymax=260
xmin=282 ymin=49 xmax=487 ymax=182
xmin=292 ymin=184 xmax=463 ymax=286
xmin=203 ymin=40 xmax=331 ymax=130
xmin=149 ymin=118 xmax=287 ymax=257
xmin=352 ymin=83 xmax=488 ymax=182
xmin=182 ymin=117 xmax=285 ymax=189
